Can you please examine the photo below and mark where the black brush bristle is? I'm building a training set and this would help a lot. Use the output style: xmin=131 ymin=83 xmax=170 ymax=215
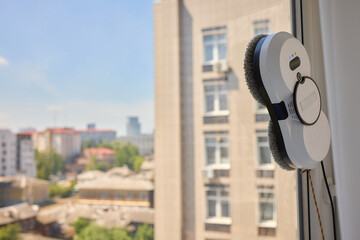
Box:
xmin=244 ymin=34 xmax=267 ymax=106
xmin=268 ymin=120 xmax=294 ymax=171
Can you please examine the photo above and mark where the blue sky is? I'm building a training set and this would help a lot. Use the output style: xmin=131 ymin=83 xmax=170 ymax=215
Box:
xmin=0 ymin=0 xmax=154 ymax=135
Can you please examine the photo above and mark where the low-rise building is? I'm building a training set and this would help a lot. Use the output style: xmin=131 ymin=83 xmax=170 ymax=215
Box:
xmin=0 ymin=176 xmax=49 ymax=207
xmin=83 ymin=148 xmax=115 ymax=165
xmin=0 ymin=129 xmax=17 ymax=176
xmin=0 ymin=203 xmax=38 ymax=232
xmin=118 ymin=134 xmax=154 ymax=156
xmin=77 ymin=177 xmax=153 ymax=207
xmin=77 ymin=170 xmax=106 ymax=185
xmin=17 ymin=132 xmax=37 ymax=178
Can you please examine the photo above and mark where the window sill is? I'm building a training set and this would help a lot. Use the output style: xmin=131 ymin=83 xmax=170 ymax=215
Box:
xmin=204 ymin=164 xmax=230 ymax=170
xmin=259 ymin=221 xmax=277 ymax=228
xmin=205 ymin=217 xmax=232 ymax=225
xmin=204 ymin=111 xmax=229 ymax=117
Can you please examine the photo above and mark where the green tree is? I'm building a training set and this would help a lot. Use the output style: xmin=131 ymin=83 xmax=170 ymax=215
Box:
xmin=0 ymin=224 xmax=22 ymax=240
xmin=86 ymin=155 xmax=108 ymax=171
xmin=133 ymin=155 xmax=145 ymax=172
xmin=134 ymin=224 xmax=154 ymax=240
xmin=35 ymin=149 xmax=65 ymax=180
xmin=111 ymin=228 xmax=131 ymax=240
xmin=50 ymin=182 xmax=75 ymax=198
xmin=77 ymin=225 xmax=112 ymax=240
xmin=72 ymin=217 xmax=91 ymax=235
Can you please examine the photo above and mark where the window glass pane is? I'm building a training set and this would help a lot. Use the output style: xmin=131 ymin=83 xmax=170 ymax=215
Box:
xmin=205 ymin=45 xmax=214 ymax=62
xmin=218 ymin=43 xmax=227 ymax=60
xmin=206 ymin=95 xmax=215 ymax=112
xmin=207 ymin=190 xmax=217 ymax=196
xmin=217 ymin=34 xmax=226 ymax=41
xmin=221 ymin=201 xmax=230 ymax=217
xmin=221 ymin=191 xmax=229 ymax=196
xmin=260 ymin=146 xmax=272 ymax=165
xmin=220 ymin=147 xmax=229 ymax=163
xmin=204 ymin=35 xmax=214 ymax=43
xmin=206 ymin=146 xmax=216 ymax=165
xmin=205 ymin=85 xmax=216 ymax=92
xmin=205 ymin=137 xmax=216 ymax=144
xmin=260 ymin=202 xmax=274 ymax=221
xmin=219 ymin=93 xmax=228 ymax=111
xmin=208 ymin=200 xmax=216 ymax=217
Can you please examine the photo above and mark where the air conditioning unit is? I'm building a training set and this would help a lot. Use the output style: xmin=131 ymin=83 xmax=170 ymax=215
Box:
xmin=201 ymin=168 xmax=215 ymax=179
xmin=213 ymin=61 xmax=229 ymax=73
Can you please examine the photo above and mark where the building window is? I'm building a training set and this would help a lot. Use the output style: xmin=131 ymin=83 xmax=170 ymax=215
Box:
xmin=141 ymin=193 xmax=147 ymax=201
xmin=256 ymin=133 xmax=275 ymax=170
xmin=205 ymin=135 xmax=229 ymax=167
xmin=206 ymin=187 xmax=231 ymax=223
xmin=204 ymin=84 xmax=229 ymax=115
xmin=253 ymin=19 xmax=269 ymax=35
xmin=115 ymin=192 xmax=122 ymax=200
xmin=203 ymin=33 xmax=227 ymax=64
xmin=258 ymin=185 xmax=276 ymax=227
xmin=101 ymin=192 xmax=108 ymax=199
xmin=127 ymin=193 xmax=133 ymax=200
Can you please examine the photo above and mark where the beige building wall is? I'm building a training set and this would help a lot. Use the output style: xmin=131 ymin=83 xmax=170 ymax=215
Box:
xmin=155 ymin=0 xmax=297 ymax=240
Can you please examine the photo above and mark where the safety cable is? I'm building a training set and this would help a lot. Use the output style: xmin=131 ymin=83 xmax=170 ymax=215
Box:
xmin=302 ymin=169 xmax=325 ymax=240
xmin=321 ymin=161 xmax=337 ymax=240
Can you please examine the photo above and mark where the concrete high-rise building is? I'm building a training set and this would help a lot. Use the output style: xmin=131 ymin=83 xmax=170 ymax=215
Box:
xmin=33 ymin=128 xmax=81 ymax=163
xmin=16 ymin=132 xmax=37 ymax=178
xmin=0 ymin=129 xmax=16 ymax=176
xmin=79 ymin=124 xmax=116 ymax=147
xmin=118 ymin=134 xmax=154 ymax=156
xmin=126 ymin=117 xmax=141 ymax=136
xmin=154 ymin=0 xmax=297 ymax=240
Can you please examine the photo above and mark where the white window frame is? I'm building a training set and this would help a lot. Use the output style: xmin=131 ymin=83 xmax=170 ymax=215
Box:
xmin=256 ymin=132 xmax=275 ymax=170
xmin=204 ymin=83 xmax=229 ymax=116
xmin=203 ymin=31 xmax=227 ymax=64
xmin=205 ymin=187 xmax=231 ymax=225
xmin=204 ymin=135 xmax=230 ymax=169
xmin=257 ymin=185 xmax=277 ymax=228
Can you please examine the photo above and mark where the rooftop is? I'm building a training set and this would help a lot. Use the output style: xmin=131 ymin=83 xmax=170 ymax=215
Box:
xmin=77 ymin=177 xmax=153 ymax=191
xmin=0 ymin=203 xmax=38 ymax=226
xmin=84 ymin=148 xmax=116 ymax=155
xmin=0 ymin=176 xmax=49 ymax=188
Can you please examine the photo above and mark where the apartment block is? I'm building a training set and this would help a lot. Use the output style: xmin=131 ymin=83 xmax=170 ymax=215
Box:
xmin=154 ymin=0 xmax=297 ymax=240
xmin=17 ymin=132 xmax=37 ymax=178
xmin=126 ymin=117 xmax=141 ymax=136
xmin=78 ymin=124 xmax=116 ymax=147
xmin=118 ymin=134 xmax=154 ymax=156
xmin=33 ymin=128 xmax=81 ymax=163
xmin=0 ymin=129 xmax=16 ymax=176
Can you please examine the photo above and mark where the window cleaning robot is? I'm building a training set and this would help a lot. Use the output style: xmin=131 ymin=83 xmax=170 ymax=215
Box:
xmin=244 ymin=32 xmax=331 ymax=170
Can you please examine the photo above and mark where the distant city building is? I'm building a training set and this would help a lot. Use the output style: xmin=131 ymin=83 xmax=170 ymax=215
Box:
xmin=0 ymin=129 xmax=17 ymax=176
xmin=126 ymin=117 xmax=141 ymax=136
xmin=16 ymin=132 xmax=37 ymax=178
xmin=78 ymin=125 xmax=116 ymax=147
xmin=0 ymin=176 xmax=49 ymax=207
xmin=118 ymin=134 xmax=154 ymax=156
xmin=0 ymin=203 xmax=38 ymax=232
xmin=32 ymin=128 xmax=81 ymax=163
xmin=83 ymin=147 xmax=116 ymax=166
xmin=77 ymin=177 xmax=153 ymax=207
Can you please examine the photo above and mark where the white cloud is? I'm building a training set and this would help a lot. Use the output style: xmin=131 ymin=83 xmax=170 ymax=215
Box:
xmin=0 ymin=56 xmax=9 ymax=66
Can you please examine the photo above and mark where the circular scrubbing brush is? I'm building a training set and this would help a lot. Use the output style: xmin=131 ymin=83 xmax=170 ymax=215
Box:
xmin=268 ymin=120 xmax=294 ymax=170
xmin=244 ymin=34 xmax=267 ymax=106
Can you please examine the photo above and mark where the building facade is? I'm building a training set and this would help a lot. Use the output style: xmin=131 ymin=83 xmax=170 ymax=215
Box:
xmin=78 ymin=126 xmax=116 ymax=148
xmin=118 ymin=134 xmax=154 ymax=156
xmin=0 ymin=129 xmax=16 ymax=176
xmin=0 ymin=176 xmax=49 ymax=207
xmin=154 ymin=0 xmax=297 ymax=240
xmin=17 ymin=132 xmax=37 ymax=178
xmin=126 ymin=117 xmax=141 ymax=136
xmin=33 ymin=128 xmax=81 ymax=163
